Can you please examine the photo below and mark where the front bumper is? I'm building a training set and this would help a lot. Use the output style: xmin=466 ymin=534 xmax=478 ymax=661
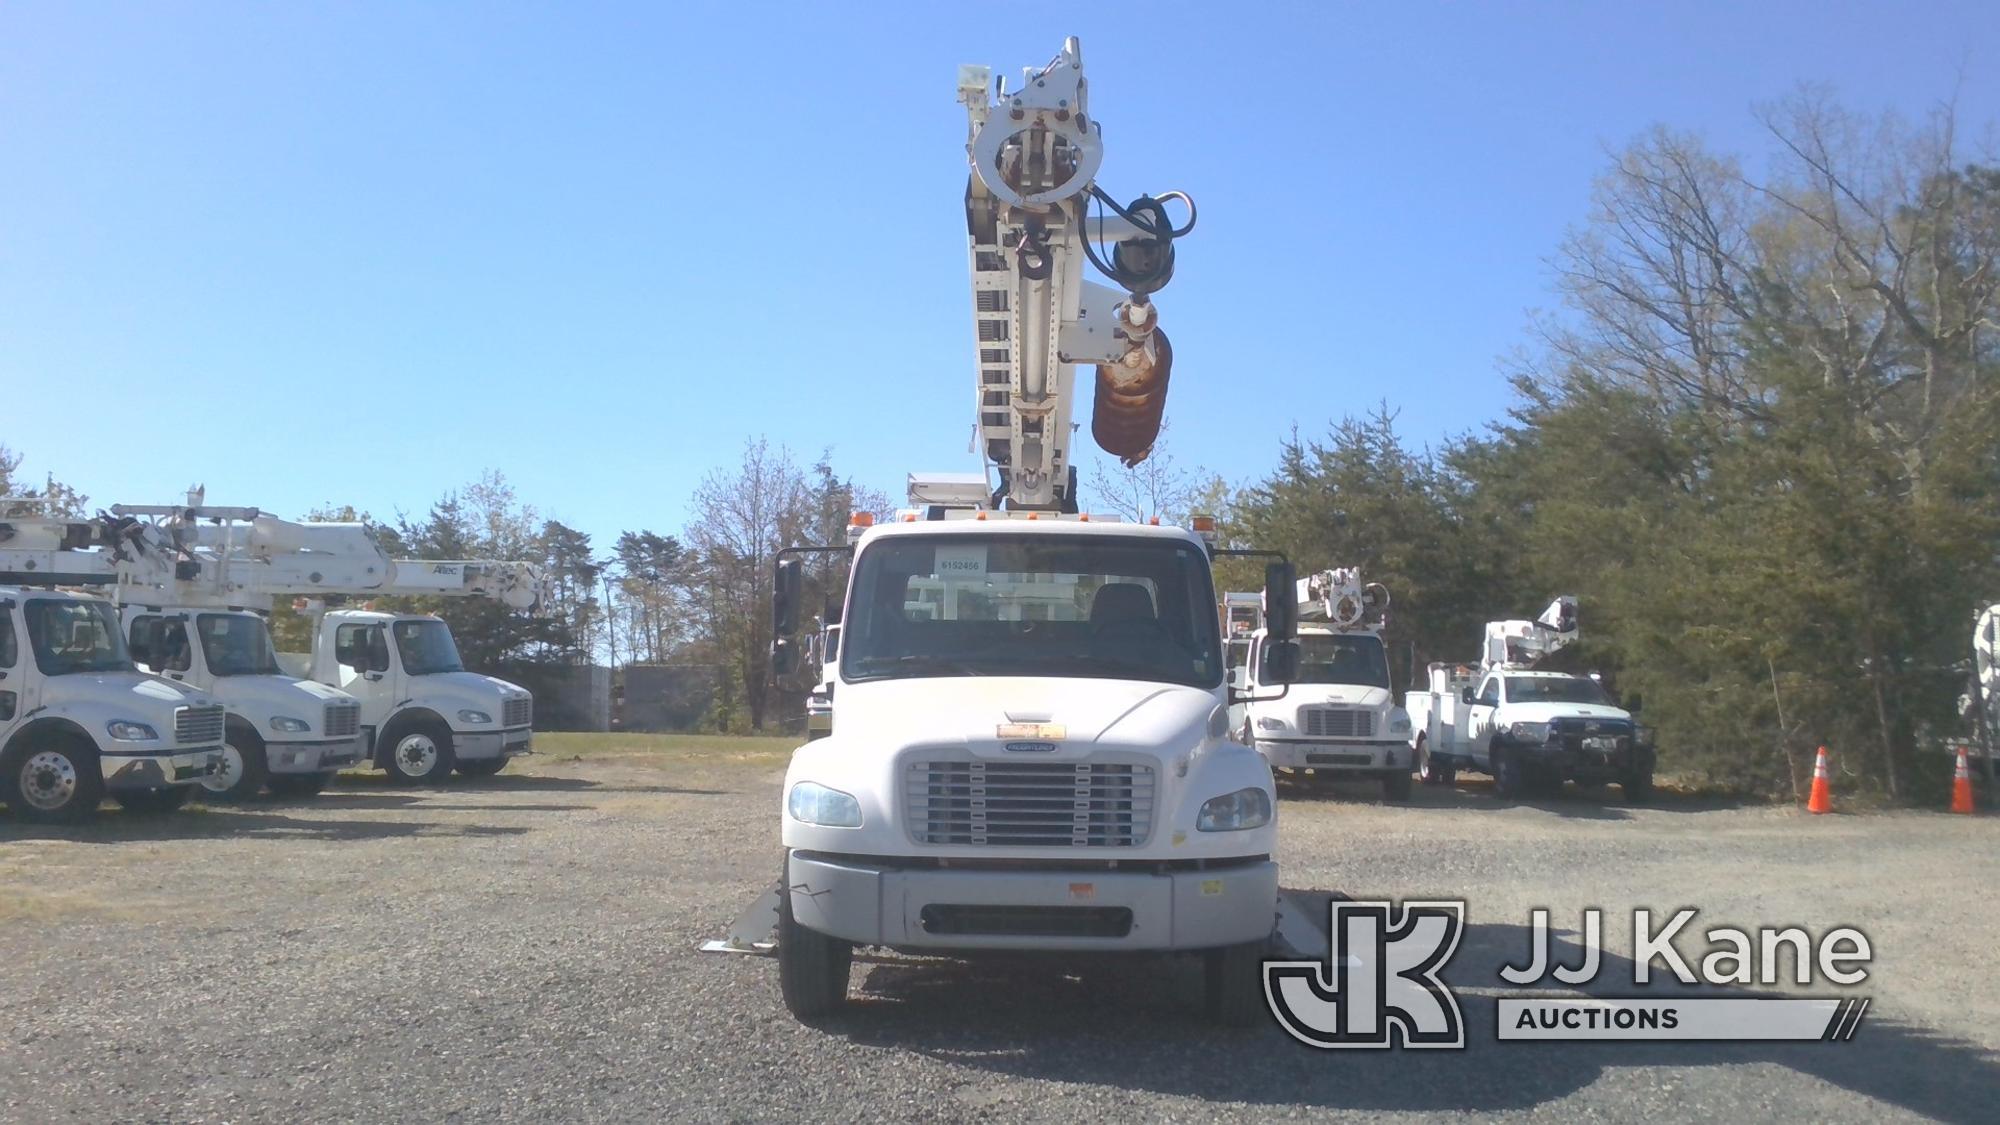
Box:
xmin=1254 ymin=737 xmax=1408 ymax=772
xmin=455 ymin=726 xmax=532 ymax=761
xmin=102 ymin=745 xmax=223 ymax=790
xmin=1504 ymin=735 xmax=1648 ymax=780
xmin=786 ymin=851 xmax=1279 ymax=952
xmin=265 ymin=736 xmax=368 ymax=775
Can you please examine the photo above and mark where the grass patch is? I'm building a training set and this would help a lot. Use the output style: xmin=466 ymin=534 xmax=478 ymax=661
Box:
xmin=526 ymin=731 xmax=798 ymax=767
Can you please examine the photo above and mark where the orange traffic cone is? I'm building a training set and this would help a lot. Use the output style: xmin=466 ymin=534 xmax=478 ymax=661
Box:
xmin=1951 ymin=747 xmax=1975 ymax=815
xmin=1806 ymin=746 xmax=1833 ymax=814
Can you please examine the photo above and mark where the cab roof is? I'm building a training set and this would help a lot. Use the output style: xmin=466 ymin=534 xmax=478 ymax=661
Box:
xmin=858 ymin=516 xmax=1202 ymax=547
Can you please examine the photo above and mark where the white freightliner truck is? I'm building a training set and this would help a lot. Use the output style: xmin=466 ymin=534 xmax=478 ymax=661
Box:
xmin=0 ymin=578 xmax=224 ymax=821
xmin=5 ymin=494 xmax=545 ymax=792
xmin=710 ymin=38 xmax=1304 ymax=1027
xmin=1227 ymin=568 xmax=1416 ymax=801
xmin=1404 ymin=597 xmax=1656 ymax=801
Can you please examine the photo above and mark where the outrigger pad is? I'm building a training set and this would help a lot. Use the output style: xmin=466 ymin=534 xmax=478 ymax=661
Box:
xmin=698 ymin=882 xmax=782 ymax=956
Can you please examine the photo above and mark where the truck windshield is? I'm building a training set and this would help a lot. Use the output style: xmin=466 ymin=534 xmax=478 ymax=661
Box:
xmin=1294 ymin=633 xmax=1391 ymax=689
xmin=1506 ymin=676 xmax=1612 ymax=705
xmin=841 ymin=533 xmax=1222 ymax=688
xmin=24 ymin=598 xmax=134 ymax=676
xmin=393 ymin=619 xmax=465 ymax=675
xmin=197 ymin=613 xmax=283 ymax=676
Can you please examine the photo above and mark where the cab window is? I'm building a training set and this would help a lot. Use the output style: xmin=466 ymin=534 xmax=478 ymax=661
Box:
xmin=131 ymin=615 xmax=192 ymax=672
xmin=1475 ymin=677 xmax=1500 ymax=707
xmin=0 ymin=613 xmax=16 ymax=668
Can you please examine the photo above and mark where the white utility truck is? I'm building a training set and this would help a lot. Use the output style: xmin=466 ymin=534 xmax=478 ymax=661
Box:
xmin=1404 ymin=597 xmax=1656 ymax=801
xmin=0 ymin=583 xmax=224 ymax=822
xmin=1228 ymin=568 xmax=1415 ymax=800
xmin=803 ymin=622 xmax=839 ymax=741
xmin=707 ymin=38 xmax=1303 ymax=1028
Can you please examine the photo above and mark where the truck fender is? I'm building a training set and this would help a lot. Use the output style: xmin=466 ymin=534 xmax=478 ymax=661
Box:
xmin=0 ymin=716 xmax=101 ymax=762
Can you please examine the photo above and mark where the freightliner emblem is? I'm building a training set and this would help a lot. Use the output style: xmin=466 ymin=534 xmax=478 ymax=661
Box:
xmin=1005 ymin=741 xmax=1059 ymax=753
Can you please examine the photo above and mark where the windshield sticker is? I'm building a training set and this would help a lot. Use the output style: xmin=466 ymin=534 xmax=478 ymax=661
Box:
xmin=934 ymin=544 xmax=987 ymax=579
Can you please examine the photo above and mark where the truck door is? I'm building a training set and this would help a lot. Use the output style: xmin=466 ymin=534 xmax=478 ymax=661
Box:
xmin=0 ymin=604 xmax=23 ymax=735
xmin=333 ymin=622 xmax=397 ymax=734
xmin=1468 ymin=674 xmax=1503 ymax=761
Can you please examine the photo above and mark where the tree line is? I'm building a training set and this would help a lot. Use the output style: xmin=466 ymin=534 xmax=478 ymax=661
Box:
xmin=7 ymin=91 xmax=1996 ymax=797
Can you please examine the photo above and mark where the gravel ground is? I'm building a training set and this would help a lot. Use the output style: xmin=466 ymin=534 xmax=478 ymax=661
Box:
xmin=1 ymin=744 xmax=1995 ymax=1123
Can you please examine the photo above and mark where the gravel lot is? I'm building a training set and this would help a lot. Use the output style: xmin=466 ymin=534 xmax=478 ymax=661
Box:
xmin=2 ymin=735 xmax=1995 ymax=1123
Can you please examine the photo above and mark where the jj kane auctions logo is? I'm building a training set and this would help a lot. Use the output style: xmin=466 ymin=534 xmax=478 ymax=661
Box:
xmin=1265 ymin=902 xmax=1873 ymax=1047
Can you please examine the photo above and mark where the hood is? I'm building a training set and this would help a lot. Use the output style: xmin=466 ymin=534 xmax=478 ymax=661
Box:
xmin=833 ymin=675 xmax=1220 ymax=753
xmin=40 ymin=670 xmax=216 ymax=714
xmin=410 ymin=671 xmax=529 ymax=707
xmin=205 ymin=674 xmax=354 ymax=710
xmin=1505 ymin=702 xmax=1633 ymax=724
xmin=1282 ymin=683 xmax=1395 ymax=710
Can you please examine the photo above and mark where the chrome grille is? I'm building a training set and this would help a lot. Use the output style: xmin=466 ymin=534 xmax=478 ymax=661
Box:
xmin=174 ymin=704 xmax=225 ymax=746
xmin=503 ymin=696 xmax=532 ymax=729
xmin=323 ymin=702 xmax=360 ymax=738
xmin=905 ymin=759 xmax=1155 ymax=847
xmin=1301 ymin=707 xmax=1373 ymax=738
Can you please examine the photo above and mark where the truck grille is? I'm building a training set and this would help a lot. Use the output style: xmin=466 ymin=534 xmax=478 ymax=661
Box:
xmin=905 ymin=759 xmax=1155 ymax=847
xmin=323 ymin=702 xmax=360 ymax=738
xmin=1300 ymin=707 xmax=1373 ymax=738
xmin=503 ymin=696 xmax=532 ymax=729
xmin=174 ymin=704 xmax=225 ymax=746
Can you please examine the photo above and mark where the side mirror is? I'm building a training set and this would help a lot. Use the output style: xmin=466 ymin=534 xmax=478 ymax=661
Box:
xmin=1260 ymin=640 xmax=1300 ymax=684
xmin=1263 ymin=561 xmax=1298 ymax=640
xmin=773 ymin=558 xmax=803 ymax=637
xmin=1460 ymin=686 xmax=1475 ymax=705
xmin=1625 ymin=697 xmax=1643 ymax=714
xmin=771 ymin=637 xmax=800 ymax=679
xmin=823 ymin=593 xmax=843 ymax=628
xmin=1227 ymin=666 xmax=1247 ymax=692
xmin=824 ymin=630 xmax=840 ymax=663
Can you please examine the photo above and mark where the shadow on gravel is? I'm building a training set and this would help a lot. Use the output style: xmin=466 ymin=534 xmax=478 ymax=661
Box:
xmin=326 ymin=772 xmax=727 ymax=798
xmin=1283 ymin=777 xmax=1760 ymax=820
xmin=818 ymin=918 xmax=2000 ymax=1121
xmin=0 ymin=810 xmax=533 ymax=844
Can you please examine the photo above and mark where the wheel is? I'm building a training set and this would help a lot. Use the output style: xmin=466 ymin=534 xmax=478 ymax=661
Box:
xmin=1383 ymin=768 xmax=1414 ymax=802
xmin=114 ymin=785 xmax=194 ymax=814
xmin=1623 ymin=767 xmax=1655 ymax=804
xmin=1416 ymin=736 xmax=1456 ymax=787
xmin=199 ymin=732 xmax=269 ymax=801
xmin=385 ymin=725 xmax=456 ymax=785
xmin=777 ymin=862 xmax=852 ymax=1021
xmin=2 ymin=736 xmax=103 ymax=824
xmin=1204 ymin=939 xmax=1269 ymax=1028
xmin=267 ymin=772 xmax=331 ymax=799
xmin=455 ymin=758 xmax=508 ymax=778
xmin=1492 ymin=743 xmax=1526 ymax=799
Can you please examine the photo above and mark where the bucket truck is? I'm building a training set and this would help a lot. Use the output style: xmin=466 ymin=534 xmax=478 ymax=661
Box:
xmin=0 ymin=503 xmax=225 ymax=822
xmin=706 ymin=38 xmax=1302 ymax=1030
xmin=1227 ymin=568 xmax=1415 ymax=801
xmin=1404 ymin=597 xmax=1656 ymax=801
xmin=101 ymin=495 xmax=546 ymax=787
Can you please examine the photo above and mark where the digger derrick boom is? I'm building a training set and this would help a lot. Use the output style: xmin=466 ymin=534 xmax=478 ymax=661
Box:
xmin=958 ymin=37 xmax=1192 ymax=510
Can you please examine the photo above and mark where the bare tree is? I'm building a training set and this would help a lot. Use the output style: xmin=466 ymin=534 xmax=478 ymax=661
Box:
xmin=1085 ymin=423 xmax=1209 ymax=524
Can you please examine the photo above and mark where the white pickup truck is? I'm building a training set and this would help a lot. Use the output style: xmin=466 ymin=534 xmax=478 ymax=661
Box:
xmin=1406 ymin=664 xmax=1654 ymax=801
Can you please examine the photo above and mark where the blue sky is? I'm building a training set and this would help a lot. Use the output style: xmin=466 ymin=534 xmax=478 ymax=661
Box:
xmin=4 ymin=2 xmax=1996 ymax=551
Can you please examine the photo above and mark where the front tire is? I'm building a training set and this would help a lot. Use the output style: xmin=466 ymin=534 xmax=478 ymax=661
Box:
xmin=1623 ymin=766 xmax=1655 ymax=804
xmin=385 ymin=725 xmax=456 ymax=785
xmin=1383 ymin=768 xmax=1414 ymax=802
xmin=200 ymin=733 xmax=269 ymax=801
xmin=777 ymin=864 xmax=851 ymax=1021
xmin=1205 ymin=940 xmax=1269 ymax=1028
xmin=455 ymin=758 xmax=508 ymax=778
xmin=1492 ymin=742 xmax=1526 ymax=799
xmin=267 ymin=773 xmax=331 ymax=799
xmin=115 ymin=785 xmax=194 ymax=814
xmin=3 ymin=736 xmax=103 ymax=824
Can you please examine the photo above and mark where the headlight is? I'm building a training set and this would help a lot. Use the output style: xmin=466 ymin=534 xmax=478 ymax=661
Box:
xmin=1197 ymin=786 xmax=1272 ymax=832
xmin=787 ymin=781 xmax=862 ymax=828
xmin=270 ymin=716 xmax=311 ymax=734
xmin=1636 ymin=725 xmax=1657 ymax=747
xmin=1509 ymin=721 xmax=1552 ymax=741
xmin=105 ymin=720 xmax=159 ymax=741
xmin=457 ymin=709 xmax=492 ymax=724
xmin=1389 ymin=713 xmax=1411 ymax=734
xmin=1256 ymin=716 xmax=1286 ymax=731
